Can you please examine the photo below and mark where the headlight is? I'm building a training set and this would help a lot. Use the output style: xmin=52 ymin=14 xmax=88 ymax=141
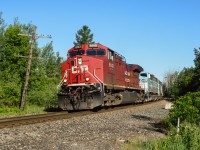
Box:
xmin=78 ymin=58 xmax=82 ymax=65
xmin=64 ymin=79 xmax=67 ymax=82
xmin=85 ymin=77 xmax=90 ymax=81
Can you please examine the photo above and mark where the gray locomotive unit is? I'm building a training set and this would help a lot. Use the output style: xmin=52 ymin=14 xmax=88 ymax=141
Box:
xmin=139 ymin=71 xmax=163 ymax=101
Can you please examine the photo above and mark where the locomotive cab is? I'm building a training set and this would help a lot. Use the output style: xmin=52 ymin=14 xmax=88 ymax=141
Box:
xmin=58 ymin=43 xmax=108 ymax=110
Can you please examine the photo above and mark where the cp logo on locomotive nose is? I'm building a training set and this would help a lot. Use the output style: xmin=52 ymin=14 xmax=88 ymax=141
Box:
xmin=72 ymin=65 xmax=88 ymax=74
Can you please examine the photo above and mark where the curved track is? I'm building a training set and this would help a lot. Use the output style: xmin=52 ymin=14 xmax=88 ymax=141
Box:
xmin=0 ymin=100 xmax=161 ymax=129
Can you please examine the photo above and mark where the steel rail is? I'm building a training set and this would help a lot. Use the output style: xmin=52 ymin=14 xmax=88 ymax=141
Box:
xmin=0 ymin=111 xmax=93 ymax=129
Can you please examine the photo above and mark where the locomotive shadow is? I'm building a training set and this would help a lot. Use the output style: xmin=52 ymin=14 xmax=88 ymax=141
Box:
xmin=44 ymin=107 xmax=63 ymax=112
xmin=131 ymin=114 xmax=167 ymax=134
xmin=44 ymin=107 xmax=90 ymax=113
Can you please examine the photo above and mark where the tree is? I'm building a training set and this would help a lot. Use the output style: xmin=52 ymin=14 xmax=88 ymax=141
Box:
xmin=0 ymin=15 xmax=63 ymax=109
xmin=27 ymin=42 xmax=62 ymax=108
xmin=0 ymin=12 xmax=6 ymax=39
xmin=163 ymin=70 xmax=179 ymax=97
xmin=39 ymin=41 xmax=62 ymax=78
xmin=0 ymin=23 xmax=31 ymax=107
xmin=192 ymin=48 xmax=200 ymax=91
xmin=73 ymin=25 xmax=94 ymax=45
xmin=2 ymin=25 xmax=30 ymax=76
xmin=175 ymin=67 xmax=195 ymax=97
xmin=0 ymin=12 xmax=6 ymax=69
xmin=167 ymin=48 xmax=200 ymax=98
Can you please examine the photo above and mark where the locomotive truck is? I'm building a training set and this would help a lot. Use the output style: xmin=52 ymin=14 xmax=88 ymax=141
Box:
xmin=57 ymin=43 xmax=163 ymax=110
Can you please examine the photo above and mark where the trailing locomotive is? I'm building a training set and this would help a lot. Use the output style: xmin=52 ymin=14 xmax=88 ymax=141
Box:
xmin=57 ymin=43 xmax=163 ymax=110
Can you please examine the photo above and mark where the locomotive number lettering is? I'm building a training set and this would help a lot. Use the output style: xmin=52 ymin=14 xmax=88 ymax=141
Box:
xmin=125 ymin=78 xmax=130 ymax=82
xmin=109 ymin=63 xmax=114 ymax=68
xmin=125 ymin=71 xmax=130 ymax=76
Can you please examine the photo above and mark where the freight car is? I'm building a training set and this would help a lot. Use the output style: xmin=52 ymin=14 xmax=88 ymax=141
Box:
xmin=57 ymin=43 xmax=163 ymax=110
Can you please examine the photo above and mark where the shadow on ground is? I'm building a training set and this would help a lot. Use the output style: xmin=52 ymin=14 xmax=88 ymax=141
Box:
xmin=131 ymin=115 xmax=152 ymax=121
xmin=131 ymin=114 xmax=168 ymax=134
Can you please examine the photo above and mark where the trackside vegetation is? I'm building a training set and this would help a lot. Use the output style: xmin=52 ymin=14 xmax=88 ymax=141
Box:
xmin=123 ymin=92 xmax=200 ymax=150
xmin=0 ymin=13 xmax=62 ymax=115
xmin=123 ymin=123 xmax=200 ymax=150
xmin=123 ymin=49 xmax=200 ymax=149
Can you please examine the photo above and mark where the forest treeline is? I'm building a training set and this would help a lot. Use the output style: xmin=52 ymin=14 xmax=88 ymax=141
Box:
xmin=164 ymin=48 xmax=200 ymax=98
xmin=0 ymin=13 xmax=62 ymax=109
xmin=163 ymin=42 xmax=200 ymax=127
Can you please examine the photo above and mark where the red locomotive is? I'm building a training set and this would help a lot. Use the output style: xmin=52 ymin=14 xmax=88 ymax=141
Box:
xmin=58 ymin=43 xmax=161 ymax=110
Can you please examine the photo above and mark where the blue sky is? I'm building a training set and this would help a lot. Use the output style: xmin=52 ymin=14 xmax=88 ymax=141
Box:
xmin=1 ymin=0 xmax=200 ymax=80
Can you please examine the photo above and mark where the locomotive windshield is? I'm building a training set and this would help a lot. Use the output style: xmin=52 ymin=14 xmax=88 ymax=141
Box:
xmin=69 ymin=50 xmax=85 ymax=58
xmin=86 ymin=49 xmax=106 ymax=56
xmin=97 ymin=49 xmax=106 ymax=55
xmin=140 ymin=73 xmax=147 ymax=77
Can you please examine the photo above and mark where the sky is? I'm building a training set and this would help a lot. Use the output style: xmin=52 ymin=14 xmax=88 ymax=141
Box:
xmin=1 ymin=0 xmax=200 ymax=80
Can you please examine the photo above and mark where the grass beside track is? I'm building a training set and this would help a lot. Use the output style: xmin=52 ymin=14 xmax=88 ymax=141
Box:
xmin=123 ymin=123 xmax=200 ymax=150
xmin=0 ymin=105 xmax=46 ymax=117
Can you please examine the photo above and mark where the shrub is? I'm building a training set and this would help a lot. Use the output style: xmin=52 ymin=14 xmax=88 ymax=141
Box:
xmin=27 ymin=77 xmax=59 ymax=109
xmin=123 ymin=123 xmax=200 ymax=150
xmin=168 ymin=92 xmax=200 ymax=126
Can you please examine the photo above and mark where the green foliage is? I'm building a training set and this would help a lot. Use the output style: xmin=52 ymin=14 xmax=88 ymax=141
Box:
xmin=123 ymin=123 xmax=200 ymax=150
xmin=73 ymin=25 xmax=94 ymax=45
xmin=167 ymin=48 xmax=200 ymax=97
xmin=124 ymin=92 xmax=200 ymax=150
xmin=178 ymin=123 xmax=200 ymax=150
xmin=0 ymin=12 xmax=63 ymax=112
xmin=172 ymin=67 xmax=195 ymax=98
xmin=194 ymin=48 xmax=200 ymax=70
xmin=39 ymin=42 xmax=62 ymax=78
xmin=192 ymin=48 xmax=200 ymax=91
xmin=28 ymin=77 xmax=60 ymax=109
xmin=0 ymin=105 xmax=45 ymax=116
xmin=0 ymin=12 xmax=6 ymax=50
xmin=168 ymin=92 xmax=200 ymax=125
xmin=1 ymin=24 xmax=30 ymax=78
xmin=0 ymin=71 xmax=22 ymax=107
xmin=163 ymin=71 xmax=179 ymax=98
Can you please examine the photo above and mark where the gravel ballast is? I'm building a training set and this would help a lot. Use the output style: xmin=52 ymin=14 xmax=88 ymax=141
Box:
xmin=0 ymin=100 xmax=169 ymax=150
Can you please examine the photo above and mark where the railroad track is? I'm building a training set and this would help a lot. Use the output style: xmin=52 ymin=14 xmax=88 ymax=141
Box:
xmin=0 ymin=100 xmax=163 ymax=129
xmin=0 ymin=111 xmax=93 ymax=129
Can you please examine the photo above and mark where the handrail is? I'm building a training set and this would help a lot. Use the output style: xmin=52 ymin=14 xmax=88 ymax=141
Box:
xmin=57 ymin=70 xmax=68 ymax=90
xmin=94 ymin=69 xmax=104 ymax=92
xmin=93 ymin=69 xmax=103 ymax=83
xmin=86 ymin=69 xmax=104 ymax=92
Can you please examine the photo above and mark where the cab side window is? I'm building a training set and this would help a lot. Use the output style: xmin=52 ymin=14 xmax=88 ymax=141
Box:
xmin=108 ymin=50 xmax=114 ymax=61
